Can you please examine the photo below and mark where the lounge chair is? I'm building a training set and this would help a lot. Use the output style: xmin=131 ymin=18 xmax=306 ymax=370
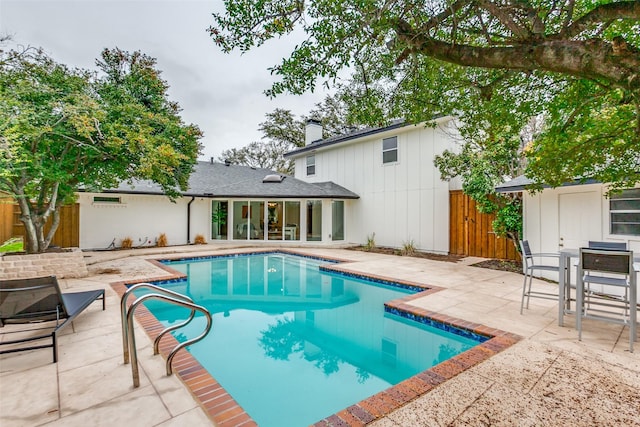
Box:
xmin=0 ymin=276 xmax=105 ymax=362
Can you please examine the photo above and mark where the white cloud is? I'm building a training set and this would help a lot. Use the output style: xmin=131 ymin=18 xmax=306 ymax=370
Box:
xmin=0 ymin=0 xmax=328 ymax=160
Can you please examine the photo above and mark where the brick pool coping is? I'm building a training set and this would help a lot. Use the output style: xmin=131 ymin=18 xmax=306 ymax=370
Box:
xmin=110 ymin=249 xmax=521 ymax=427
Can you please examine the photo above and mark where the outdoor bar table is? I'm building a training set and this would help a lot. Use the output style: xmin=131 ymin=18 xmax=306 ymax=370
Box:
xmin=558 ymin=249 xmax=577 ymax=327
xmin=558 ymin=248 xmax=640 ymax=328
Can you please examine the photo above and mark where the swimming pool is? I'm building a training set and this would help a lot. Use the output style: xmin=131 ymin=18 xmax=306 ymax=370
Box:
xmin=140 ymin=252 xmax=487 ymax=426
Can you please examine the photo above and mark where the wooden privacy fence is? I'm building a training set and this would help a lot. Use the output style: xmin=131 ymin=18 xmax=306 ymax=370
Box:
xmin=0 ymin=201 xmax=79 ymax=248
xmin=449 ymin=190 xmax=520 ymax=261
xmin=0 ymin=197 xmax=14 ymax=244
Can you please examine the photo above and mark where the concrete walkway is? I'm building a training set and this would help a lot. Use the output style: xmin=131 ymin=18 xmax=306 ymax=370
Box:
xmin=1 ymin=246 xmax=638 ymax=426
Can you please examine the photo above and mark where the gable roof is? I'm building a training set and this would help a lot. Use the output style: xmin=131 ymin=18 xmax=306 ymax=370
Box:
xmin=97 ymin=161 xmax=359 ymax=199
xmin=284 ymin=115 xmax=452 ymax=158
xmin=284 ymin=119 xmax=406 ymax=158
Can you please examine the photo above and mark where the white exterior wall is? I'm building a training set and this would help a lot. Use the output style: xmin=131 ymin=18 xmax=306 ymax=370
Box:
xmin=524 ymin=183 xmax=640 ymax=281
xmin=294 ymin=119 xmax=457 ymax=253
xmin=78 ymin=193 xmax=212 ymax=249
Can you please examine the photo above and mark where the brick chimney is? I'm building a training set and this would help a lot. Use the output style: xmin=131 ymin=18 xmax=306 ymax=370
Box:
xmin=305 ymin=118 xmax=323 ymax=145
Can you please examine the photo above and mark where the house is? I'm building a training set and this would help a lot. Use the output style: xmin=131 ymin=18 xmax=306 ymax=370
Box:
xmin=496 ymin=176 xmax=640 ymax=252
xmin=77 ymin=161 xmax=358 ymax=250
xmin=284 ymin=117 xmax=460 ymax=254
xmin=74 ymin=117 xmax=462 ymax=251
xmin=496 ymin=176 xmax=640 ymax=279
xmin=8 ymin=116 xmax=521 ymax=256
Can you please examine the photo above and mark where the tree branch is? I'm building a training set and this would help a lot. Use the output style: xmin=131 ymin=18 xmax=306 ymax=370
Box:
xmin=393 ymin=18 xmax=640 ymax=91
xmin=476 ymin=0 xmax=532 ymax=38
xmin=559 ymin=1 xmax=640 ymax=39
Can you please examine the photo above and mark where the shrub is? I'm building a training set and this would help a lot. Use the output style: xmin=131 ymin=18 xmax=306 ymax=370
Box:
xmin=365 ymin=232 xmax=376 ymax=251
xmin=121 ymin=237 xmax=133 ymax=249
xmin=401 ymin=239 xmax=416 ymax=256
xmin=157 ymin=233 xmax=168 ymax=247
xmin=194 ymin=234 xmax=206 ymax=244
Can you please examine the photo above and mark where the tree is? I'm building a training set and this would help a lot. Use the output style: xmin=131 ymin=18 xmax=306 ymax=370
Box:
xmin=0 ymin=47 xmax=202 ymax=253
xmin=219 ymin=95 xmax=362 ymax=174
xmin=219 ymin=109 xmax=303 ymax=173
xmin=210 ymin=1 xmax=640 ymax=190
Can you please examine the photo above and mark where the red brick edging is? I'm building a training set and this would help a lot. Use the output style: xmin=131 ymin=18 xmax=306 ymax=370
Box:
xmin=111 ymin=251 xmax=521 ymax=427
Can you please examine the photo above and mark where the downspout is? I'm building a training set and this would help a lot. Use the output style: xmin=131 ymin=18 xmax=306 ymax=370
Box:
xmin=186 ymin=196 xmax=195 ymax=244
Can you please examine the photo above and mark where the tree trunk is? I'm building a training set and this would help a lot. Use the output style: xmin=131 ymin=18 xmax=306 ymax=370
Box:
xmin=12 ymin=183 xmax=61 ymax=254
xmin=15 ymin=192 xmax=41 ymax=254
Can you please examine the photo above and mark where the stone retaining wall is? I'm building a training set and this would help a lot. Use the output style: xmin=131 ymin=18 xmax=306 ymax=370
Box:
xmin=0 ymin=248 xmax=89 ymax=280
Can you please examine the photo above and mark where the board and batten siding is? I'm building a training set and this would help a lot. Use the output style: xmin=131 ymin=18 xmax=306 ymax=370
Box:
xmin=295 ymin=119 xmax=457 ymax=253
xmin=523 ymin=182 xmax=640 ymax=282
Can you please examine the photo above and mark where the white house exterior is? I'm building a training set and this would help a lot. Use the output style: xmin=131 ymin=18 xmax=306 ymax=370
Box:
xmin=497 ymin=177 xmax=640 ymax=283
xmin=285 ymin=117 xmax=459 ymax=254
xmin=77 ymin=193 xmax=210 ymax=250
xmin=76 ymin=161 xmax=359 ymax=250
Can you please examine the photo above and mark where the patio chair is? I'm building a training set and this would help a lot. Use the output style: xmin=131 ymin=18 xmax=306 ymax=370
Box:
xmin=588 ymin=241 xmax=627 ymax=250
xmin=577 ymin=249 xmax=635 ymax=350
xmin=583 ymin=242 xmax=627 ymax=309
xmin=0 ymin=276 xmax=105 ymax=362
xmin=519 ymin=240 xmax=560 ymax=314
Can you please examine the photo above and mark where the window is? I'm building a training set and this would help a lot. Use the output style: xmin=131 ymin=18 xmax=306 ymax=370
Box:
xmin=211 ymin=200 xmax=228 ymax=240
xmin=306 ymin=200 xmax=322 ymax=241
xmin=93 ymin=196 xmax=121 ymax=204
xmin=382 ymin=136 xmax=398 ymax=164
xmin=332 ymin=200 xmax=344 ymax=241
xmin=610 ymin=188 xmax=640 ymax=236
xmin=284 ymin=201 xmax=300 ymax=240
xmin=267 ymin=201 xmax=283 ymax=240
xmin=306 ymin=155 xmax=316 ymax=176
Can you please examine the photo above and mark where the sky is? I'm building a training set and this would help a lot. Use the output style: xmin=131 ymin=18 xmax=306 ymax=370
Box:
xmin=0 ymin=0 xmax=329 ymax=161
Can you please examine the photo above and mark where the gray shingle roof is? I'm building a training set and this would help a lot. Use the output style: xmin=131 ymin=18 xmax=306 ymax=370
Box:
xmin=284 ymin=119 xmax=407 ymax=158
xmin=495 ymin=175 xmax=600 ymax=193
xmin=101 ymin=161 xmax=359 ymax=199
xmin=284 ymin=115 xmax=453 ymax=158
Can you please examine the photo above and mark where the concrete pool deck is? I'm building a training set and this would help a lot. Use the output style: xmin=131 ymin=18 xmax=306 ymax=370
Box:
xmin=1 ymin=245 xmax=638 ymax=426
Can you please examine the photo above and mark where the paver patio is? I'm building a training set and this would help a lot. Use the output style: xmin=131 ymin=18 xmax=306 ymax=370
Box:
xmin=1 ymin=245 xmax=638 ymax=426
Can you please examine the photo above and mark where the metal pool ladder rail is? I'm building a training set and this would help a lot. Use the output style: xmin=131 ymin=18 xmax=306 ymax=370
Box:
xmin=120 ymin=283 xmax=213 ymax=387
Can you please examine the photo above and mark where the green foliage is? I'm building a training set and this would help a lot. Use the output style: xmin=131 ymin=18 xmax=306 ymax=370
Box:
xmin=525 ymin=80 xmax=640 ymax=193
xmin=400 ymin=239 xmax=416 ymax=256
xmin=0 ymin=47 xmax=202 ymax=253
xmin=212 ymin=205 xmax=227 ymax=227
xmin=211 ymin=0 xmax=640 ymax=190
xmin=365 ymin=232 xmax=376 ymax=251
xmin=0 ymin=238 xmax=23 ymax=253
xmin=492 ymin=198 xmax=523 ymax=243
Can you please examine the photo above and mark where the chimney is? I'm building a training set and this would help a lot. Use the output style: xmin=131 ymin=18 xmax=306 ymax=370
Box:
xmin=305 ymin=118 xmax=323 ymax=145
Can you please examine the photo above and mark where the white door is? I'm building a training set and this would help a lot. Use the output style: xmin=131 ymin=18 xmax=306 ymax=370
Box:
xmin=558 ymin=191 xmax=601 ymax=250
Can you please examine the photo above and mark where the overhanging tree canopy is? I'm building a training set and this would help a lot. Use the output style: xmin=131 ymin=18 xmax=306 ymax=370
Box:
xmin=0 ymin=47 xmax=202 ymax=253
xmin=210 ymin=0 xmax=640 ymax=190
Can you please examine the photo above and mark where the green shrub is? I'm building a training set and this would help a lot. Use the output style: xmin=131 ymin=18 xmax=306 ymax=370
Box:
xmin=401 ymin=239 xmax=416 ymax=256
xmin=365 ymin=232 xmax=376 ymax=251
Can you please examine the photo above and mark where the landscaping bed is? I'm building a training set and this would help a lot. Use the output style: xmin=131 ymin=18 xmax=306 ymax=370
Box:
xmin=349 ymin=245 xmax=465 ymax=263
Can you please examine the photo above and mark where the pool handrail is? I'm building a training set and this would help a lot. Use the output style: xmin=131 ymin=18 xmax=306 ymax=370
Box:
xmin=120 ymin=283 xmax=195 ymax=364
xmin=125 ymin=293 xmax=212 ymax=387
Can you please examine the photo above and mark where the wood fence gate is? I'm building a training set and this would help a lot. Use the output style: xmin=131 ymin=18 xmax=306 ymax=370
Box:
xmin=0 ymin=201 xmax=80 ymax=248
xmin=449 ymin=190 xmax=519 ymax=261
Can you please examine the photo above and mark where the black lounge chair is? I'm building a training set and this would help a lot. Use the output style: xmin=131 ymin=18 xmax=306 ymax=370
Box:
xmin=0 ymin=276 xmax=105 ymax=362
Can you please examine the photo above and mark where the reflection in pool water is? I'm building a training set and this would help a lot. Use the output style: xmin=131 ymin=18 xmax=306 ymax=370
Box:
xmin=142 ymin=253 xmax=482 ymax=427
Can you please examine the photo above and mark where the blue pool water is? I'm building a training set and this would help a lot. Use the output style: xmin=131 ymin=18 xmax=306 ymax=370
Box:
xmin=142 ymin=253 xmax=482 ymax=427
